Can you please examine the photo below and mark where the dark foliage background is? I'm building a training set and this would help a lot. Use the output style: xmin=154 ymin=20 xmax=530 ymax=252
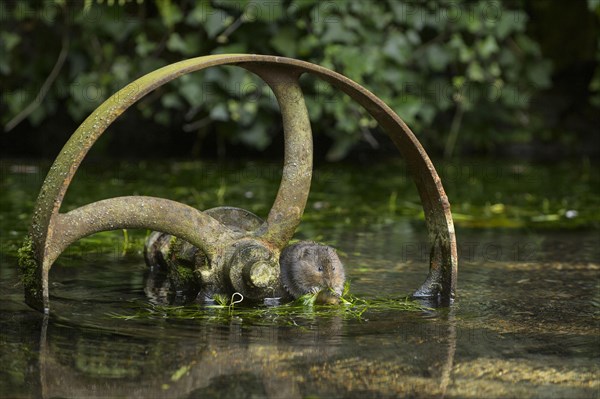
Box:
xmin=1 ymin=0 xmax=598 ymax=160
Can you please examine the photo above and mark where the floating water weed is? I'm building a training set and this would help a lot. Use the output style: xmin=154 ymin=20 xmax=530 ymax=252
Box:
xmin=108 ymin=283 xmax=430 ymax=325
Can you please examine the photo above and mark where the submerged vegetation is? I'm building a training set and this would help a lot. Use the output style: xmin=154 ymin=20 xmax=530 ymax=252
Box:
xmin=1 ymin=158 xmax=598 ymax=325
xmin=108 ymin=285 xmax=430 ymax=324
xmin=1 ymin=158 xmax=598 ymax=264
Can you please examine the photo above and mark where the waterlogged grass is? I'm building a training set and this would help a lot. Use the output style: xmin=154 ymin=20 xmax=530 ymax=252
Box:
xmin=107 ymin=287 xmax=430 ymax=325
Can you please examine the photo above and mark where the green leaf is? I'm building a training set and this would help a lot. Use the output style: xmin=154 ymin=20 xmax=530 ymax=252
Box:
xmin=186 ymin=2 xmax=212 ymax=26
xmin=515 ymin=34 xmax=541 ymax=57
xmin=161 ymin=92 xmax=183 ymax=109
xmin=170 ymin=365 xmax=191 ymax=382
xmin=270 ymin=27 xmax=298 ymax=57
xmin=526 ymin=60 xmax=553 ymax=89
xmin=418 ymin=104 xmax=436 ymax=125
xmin=1 ymin=31 xmax=20 ymax=51
xmin=156 ymin=0 xmax=183 ymax=28
xmin=334 ymin=47 xmax=367 ymax=82
xmin=179 ymin=75 xmax=205 ymax=108
xmin=289 ymin=0 xmax=319 ymax=11
xmin=321 ymin=23 xmax=356 ymax=44
xmin=466 ymin=13 xmax=483 ymax=33
xmin=110 ymin=57 xmax=131 ymax=82
xmin=154 ymin=109 xmax=171 ymax=125
xmin=297 ymin=34 xmax=319 ymax=57
xmin=496 ymin=10 xmax=527 ymax=39
xmin=167 ymin=33 xmax=187 ymax=54
xmin=426 ymin=44 xmax=450 ymax=72
xmin=135 ymin=34 xmax=156 ymax=57
xmin=383 ymin=33 xmax=410 ymax=64
xmin=467 ymin=61 xmax=485 ymax=82
xmin=242 ymin=0 xmax=284 ymax=22
xmin=477 ymin=36 xmax=499 ymax=59
xmin=210 ymin=103 xmax=229 ymax=121
xmin=204 ymin=11 xmax=226 ymax=39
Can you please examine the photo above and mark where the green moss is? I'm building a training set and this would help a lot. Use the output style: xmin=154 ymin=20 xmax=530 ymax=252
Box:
xmin=166 ymin=259 xmax=198 ymax=293
xmin=173 ymin=265 xmax=195 ymax=283
xmin=17 ymin=235 xmax=36 ymax=287
xmin=166 ymin=235 xmax=179 ymax=260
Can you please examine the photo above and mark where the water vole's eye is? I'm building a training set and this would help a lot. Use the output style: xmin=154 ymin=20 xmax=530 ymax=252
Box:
xmin=318 ymin=265 xmax=323 ymax=272
xmin=332 ymin=266 xmax=335 ymax=271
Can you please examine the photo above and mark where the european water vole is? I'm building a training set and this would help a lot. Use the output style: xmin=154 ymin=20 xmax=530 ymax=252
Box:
xmin=279 ymin=241 xmax=345 ymax=300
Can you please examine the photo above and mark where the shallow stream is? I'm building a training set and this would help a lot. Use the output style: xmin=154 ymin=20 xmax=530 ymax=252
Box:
xmin=1 ymin=159 xmax=598 ymax=398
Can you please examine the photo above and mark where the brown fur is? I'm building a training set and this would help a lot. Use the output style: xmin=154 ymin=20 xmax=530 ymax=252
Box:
xmin=279 ymin=241 xmax=345 ymax=299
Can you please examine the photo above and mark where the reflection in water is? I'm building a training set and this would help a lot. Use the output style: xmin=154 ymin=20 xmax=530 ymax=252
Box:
xmin=2 ymin=160 xmax=599 ymax=398
xmin=2 ymin=229 xmax=599 ymax=398
xmin=30 ymin=310 xmax=457 ymax=399
xmin=36 ymin=315 xmax=335 ymax=398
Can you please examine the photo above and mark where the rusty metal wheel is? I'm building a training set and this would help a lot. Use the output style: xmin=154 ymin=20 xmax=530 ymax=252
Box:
xmin=21 ymin=55 xmax=457 ymax=313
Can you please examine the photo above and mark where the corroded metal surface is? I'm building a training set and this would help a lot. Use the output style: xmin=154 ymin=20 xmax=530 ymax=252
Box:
xmin=52 ymin=196 xmax=239 ymax=266
xmin=243 ymin=64 xmax=313 ymax=249
xmin=144 ymin=207 xmax=284 ymax=302
xmin=23 ymin=54 xmax=457 ymax=313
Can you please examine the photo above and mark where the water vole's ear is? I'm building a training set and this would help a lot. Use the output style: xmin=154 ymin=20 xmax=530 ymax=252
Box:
xmin=298 ymin=244 xmax=315 ymax=259
xmin=297 ymin=245 xmax=308 ymax=259
xmin=325 ymin=246 xmax=337 ymax=258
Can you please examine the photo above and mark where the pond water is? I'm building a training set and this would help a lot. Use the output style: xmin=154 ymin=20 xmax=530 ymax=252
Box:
xmin=1 ymin=159 xmax=598 ymax=398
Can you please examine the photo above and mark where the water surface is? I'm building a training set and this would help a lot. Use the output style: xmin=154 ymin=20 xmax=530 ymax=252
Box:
xmin=1 ymin=159 xmax=598 ymax=398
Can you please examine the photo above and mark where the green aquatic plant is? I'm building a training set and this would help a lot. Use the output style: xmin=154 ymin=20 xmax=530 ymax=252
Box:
xmin=108 ymin=283 xmax=430 ymax=324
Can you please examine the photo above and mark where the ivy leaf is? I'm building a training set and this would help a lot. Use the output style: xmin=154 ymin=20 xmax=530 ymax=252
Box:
xmin=204 ymin=12 xmax=226 ymax=39
xmin=467 ymin=61 xmax=485 ymax=82
xmin=1 ymin=31 xmax=20 ymax=51
xmin=135 ymin=34 xmax=156 ymax=57
xmin=383 ymin=33 xmax=410 ymax=64
xmin=321 ymin=23 xmax=356 ymax=44
xmin=110 ymin=57 xmax=131 ymax=82
xmin=496 ymin=10 xmax=527 ymax=39
xmin=210 ymin=103 xmax=229 ymax=121
xmin=161 ymin=92 xmax=183 ymax=109
xmin=426 ymin=44 xmax=450 ymax=72
xmin=297 ymin=34 xmax=319 ymax=57
xmin=270 ymin=27 xmax=298 ymax=57
xmin=179 ymin=75 xmax=204 ymax=108
xmin=156 ymin=0 xmax=183 ymax=28
xmin=242 ymin=0 xmax=284 ymax=22
xmin=477 ymin=36 xmax=499 ymax=59
xmin=167 ymin=33 xmax=187 ymax=54
xmin=186 ymin=2 xmax=212 ymax=26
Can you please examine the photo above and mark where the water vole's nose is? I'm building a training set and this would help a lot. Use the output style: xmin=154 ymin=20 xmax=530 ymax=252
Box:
xmin=315 ymin=290 xmax=341 ymax=305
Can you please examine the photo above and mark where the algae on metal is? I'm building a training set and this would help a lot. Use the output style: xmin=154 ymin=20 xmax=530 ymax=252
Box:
xmin=25 ymin=54 xmax=457 ymax=313
xmin=17 ymin=235 xmax=41 ymax=305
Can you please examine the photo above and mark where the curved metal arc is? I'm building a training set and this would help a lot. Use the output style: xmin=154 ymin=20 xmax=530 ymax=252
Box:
xmin=27 ymin=54 xmax=316 ymax=312
xmin=31 ymin=55 xmax=258 ymax=274
xmin=26 ymin=54 xmax=456 ymax=312
xmin=48 ymin=196 xmax=239 ymax=266
xmin=241 ymin=59 xmax=457 ymax=299
xmin=288 ymin=63 xmax=458 ymax=300
xmin=31 ymin=196 xmax=240 ymax=312
xmin=240 ymin=64 xmax=313 ymax=249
